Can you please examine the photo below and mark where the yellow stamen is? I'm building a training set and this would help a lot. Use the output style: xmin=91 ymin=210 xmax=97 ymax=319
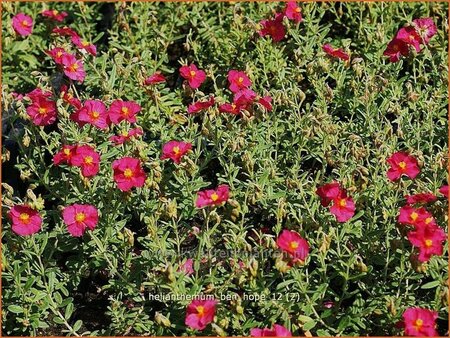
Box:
xmin=410 ymin=212 xmax=418 ymax=221
xmin=69 ymin=63 xmax=79 ymax=72
xmin=196 ymin=306 xmax=205 ymax=317
xmin=81 ymin=40 xmax=90 ymax=47
xmin=121 ymin=107 xmax=129 ymax=116
xmin=238 ymin=77 xmax=244 ymax=83
xmin=56 ymin=51 xmax=63 ymax=58
xmin=38 ymin=107 xmax=47 ymax=115
xmin=75 ymin=212 xmax=86 ymax=223
xmin=121 ymin=130 xmax=129 ymax=137
xmin=52 ymin=10 xmax=59 ymax=16
xmin=63 ymin=148 xmax=71 ymax=156
xmin=124 ymin=168 xmax=133 ymax=178
xmin=398 ymin=161 xmax=407 ymax=170
xmin=339 ymin=199 xmax=347 ymax=207
xmin=19 ymin=213 xmax=30 ymax=224
xmin=414 ymin=318 xmax=423 ymax=330
xmin=189 ymin=70 xmax=196 ymax=77
xmin=91 ymin=111 xmax=100 ymax=119
xmin=173 ymin=146 xmax=180 ymax=155
xmin=21 ymin=20 xmax=29 ymax=27
xmin=211 ymin=193 xmax=219 ymax=202
xmin=424 ymin=239 xmax=433 ymax=248
xmin=425 ymin=217 xmax=433 ymax=224
xmin=84 ymin=156 xmax=93 ymax=165
xmin=295 ymin=7 xmax=301 ymax=12
xmin=290 ymin=241 xmax=299 ymax=250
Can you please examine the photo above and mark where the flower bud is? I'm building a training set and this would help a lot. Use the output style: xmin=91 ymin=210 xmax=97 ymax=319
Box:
xmin=155 ymin=312 xmax=171 ymax=327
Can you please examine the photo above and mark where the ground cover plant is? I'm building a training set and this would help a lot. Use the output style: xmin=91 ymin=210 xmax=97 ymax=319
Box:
xmin=1 ymin=1 xmax=449 ymax=336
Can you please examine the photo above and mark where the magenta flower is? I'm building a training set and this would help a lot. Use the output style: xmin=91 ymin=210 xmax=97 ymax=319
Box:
xmin=62 ymin=204 xmax=99 ymax=237
xmin=12 ymin=13 xmax=33 ymax=36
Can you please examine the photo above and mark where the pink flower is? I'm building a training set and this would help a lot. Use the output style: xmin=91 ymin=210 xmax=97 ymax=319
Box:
xmin=402 ymin=308 xmax=438 ymax=336
xmin=195 ymin=185 xmax=230 ymax=208
xmin=26 ymin=96 xmax=57 ymax=126
xmin=276 ymin=229 xmax=309 ymax=263
xmin=109 ymin=127 xmax=143 ymax=145
xmin=26 ymin=88 xmax=52 ymax=101
xmin=396 ymin=26 xmax=422 ymax=52
xmin=46 ymin=47 xmax=67 ymax=64
xmin=316 ymin=182 xmax=341 ymax=207
xmin=60 ymin=85 xmax=82 ymax=109
xmin=61 ymin=53 xmax=86 ymax=82
xmin=258 ymin=96 xmax=273 ymax=111
xmin=227 ymin=70 xmax=252 ymax=93
xmin=73 ymin=100 xmax=108 ymax=129
xmin=109 ymin=100 xmax=141 ymax=124
xmin=161 ymin=140 xmax=192 ymax=164
xmin=234 ymin=89 xmax=257 ymax=107
xmin=187 ymin=96 xmax=215 ymax=114
xmin=71 ymin=145 xmax=101 ymax=177
xmin=398 ymin=206 xmax=434 ymax=229
xmin=112 ymin=157 xmax=147 ymax=192
xmin=8 ymin=205 xmax=42 ymax=236
xmin=322 ymin=44 xmax=350 ymax=61
xmin=329 ymin=192 xmax=355 ymax=222
xmin=178 ymin=258 xmax=194 ymax=275
xmin=408 ymin=224 xmax=446 ymax=262
xmin=412 ymin=18 xmax=437 ymax=45
xmin=62 ymin=204 xmax=99 ymax=237
xmin=71 ymin=35 xmax=97 ymax=56
xmin=251 ymin=324 xmax=292 ymax=337
xmin=218 ymin=102 xmax=243 ymax=115
xmin=53 ymin=145 xmax=77 ymax=165
xmin=284 ymin=1 xmax=302 ymax=23
xmin=439 ymin=185 xmax=448 ymax=199
xmin=52 ymin=26 xmax=79 ymax=38
xmin=12 ymin=13 xmax=33 ymax=36
xmin=387 ymin=151 xmax=420 ymax=181
xmin=259 ymin=13 xmax=286 ymax=42
xmin=405 ymin=193 xmax=437 ymax=205
xmin=179 ymin=64 xmax=206 ymax=89
xmin=185 ymin=299 xmax=218 ymax=330
xmin=144 ymin=72 xmax=166 ymax=85
xmin=41 ymin=9 xmax=68 ymax=22
xmin=383 ymin=38 xmax=409 ymax=62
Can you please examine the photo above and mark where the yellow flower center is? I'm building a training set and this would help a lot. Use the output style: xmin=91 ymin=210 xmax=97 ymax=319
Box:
xmin=425 ymin=217 xmax=433 ymax=224
xmin=82 ymin=40 xmax=90 ymax=47
xmin=121 ymin=130 xmax=129 ymax=137
xmin=124 ymin=168 xmax=133 ymax=178
xmin=52 ymin=10 xmax=59 ymax=16
xmin=211 ymin=193 xmax=219 ymax=202
xmin=91 ymin=111 xmax=100 ymax=120
xmin=121 ymin=107 xmax=129 ymax=116
xmin=21 ymin=20 xmax=29 ymax=27
xmin=410 ymin=212 xmax=418 ymax=221
xmin=69 ymin=63 xmax=79 ymax=72
xmin=189 ymin=70 xmax=196 ymax=77
xmin=63 ymin=148 xmax=71 ymax=156
xmin=289 ymin=241 xmax=299 ymax=250
xmin=19 ymin=213 xmax=30 ymax=224
xmin=56 ymin=51 xmax=63 ymax=58
xmin=84 ymin=156 xmax=93 ymax=165
xmin=414 ymin=318 xmax=423 ymax=330
xmin=424 ymin=239 xmax=433 ymax=248
xmin=398 ymin=161 xmax=407 ymax=170
xmin=231 ymin=103 xmax=236 ymax=110
xmin=173 ymin=146 xmax=180 ymax=155
xmin=38 ymin=107 xmax=47 ymax=115
xmin=75 ymin=212 xmax=86 ymax=223
xmin=238 ymin=77 xmax=244 ymax=83
xmin=295 ymin=7 xmax=301 ymax=12
xmin=339 ymin=199 xmax=347 ymax=207
xmin=196 ymin=306 xmax=205 ymax=317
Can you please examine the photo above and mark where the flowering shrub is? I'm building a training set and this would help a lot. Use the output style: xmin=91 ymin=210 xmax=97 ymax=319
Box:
xmin=2 ymin=1 xmax=448 ymax=336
